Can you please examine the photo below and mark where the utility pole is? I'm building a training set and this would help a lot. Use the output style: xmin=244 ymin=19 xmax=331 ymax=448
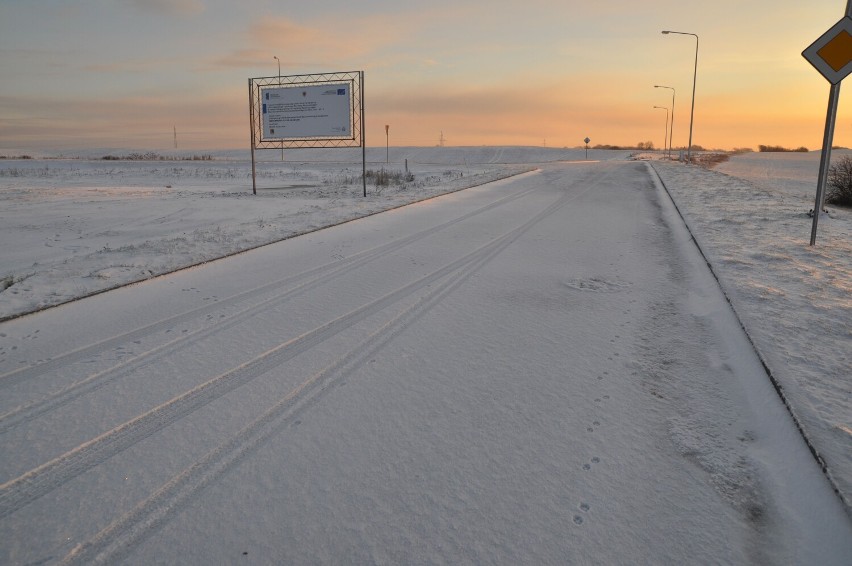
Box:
xmin=662 ymin=31 xmax=699 ymax=163
xmin=174 ymin=126 xmax=177 ymax=149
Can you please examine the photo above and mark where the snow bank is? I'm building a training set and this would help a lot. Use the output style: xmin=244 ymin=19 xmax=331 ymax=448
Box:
xmin=649 ymin=155 xmax=851 ymax=508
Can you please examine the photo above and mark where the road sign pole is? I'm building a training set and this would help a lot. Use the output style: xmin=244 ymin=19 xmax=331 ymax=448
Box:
xmin=802 ymin=3 xmax=852 ymax=244
xmin=810 ymin=82 xmax=841 ymax=245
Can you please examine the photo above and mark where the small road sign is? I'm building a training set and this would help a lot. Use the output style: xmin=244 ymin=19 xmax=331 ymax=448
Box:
xmin=802 ymin=16 xmax=852 ymax=84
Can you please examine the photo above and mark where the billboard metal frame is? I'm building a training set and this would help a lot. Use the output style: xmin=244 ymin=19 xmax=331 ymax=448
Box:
xmin=248 ymin=71 xmax=365 ymax=195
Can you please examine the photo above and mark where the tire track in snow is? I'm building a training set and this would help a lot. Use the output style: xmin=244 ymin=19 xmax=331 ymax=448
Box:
xmin=59 ymin=173 xmax=589 ymax=566
xmin=0 ymin=182 xmax=537 ymax=433
xmin=0 ymin=247 xmax=385 ymax=433
xmin=0 ymin=179 xmax=596 ymax=520
xmin=0 ymin=177 xmax=545 ymax=394
xmin=0 ymin=253 xmax=472 ymax=518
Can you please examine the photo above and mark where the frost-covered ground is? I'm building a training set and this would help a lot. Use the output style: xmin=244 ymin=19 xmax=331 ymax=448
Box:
xmin=0 ymin=147 xmax=850 ymax=563
xmin=2 ymin=147 xmax=598 ymax=320
xmin=0 ymin=148 xmax=849 ymax=508
xmin=649 ymin=150 xmax=851 ymax=507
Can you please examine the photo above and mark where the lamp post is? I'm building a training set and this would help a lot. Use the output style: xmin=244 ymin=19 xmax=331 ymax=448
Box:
xmin=662 ymin=30 xmax=698 ymax=163
xmin=653 ymin=106 xmax=669 ymax=155
xmin=274 ymin=56 xmax=283 ymax=160
xmin=385 ymin=124 xmax=389 ymax=163
xmin=655 ymin=85 xmax=675 ymax=159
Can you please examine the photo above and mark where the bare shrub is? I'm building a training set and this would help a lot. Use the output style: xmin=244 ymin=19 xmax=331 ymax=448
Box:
xmin=693 ymin=153 xmax=730 ymax=168
xmin=365 ymin=168 xmax=415 ymax=190
xmin=826 ymin=155 xmax=852 ymax=207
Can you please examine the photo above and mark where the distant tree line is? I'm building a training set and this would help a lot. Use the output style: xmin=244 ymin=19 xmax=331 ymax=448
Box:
xmin=590 ymin=142 xmax=720 ymax=151
xmin=758 ymin=145 xmax=809 ymax=153
xmin=592 ymin=142 xmax=661 ymax=150
xmin=101 ymin=152 xmax=214 ymax=161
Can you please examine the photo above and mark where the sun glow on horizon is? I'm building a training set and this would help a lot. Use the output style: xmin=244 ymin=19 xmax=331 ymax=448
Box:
xmin=1 ymin=1 xmax=850 ymax=152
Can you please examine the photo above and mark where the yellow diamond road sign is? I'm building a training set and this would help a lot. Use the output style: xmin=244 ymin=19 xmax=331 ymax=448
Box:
xmin=803 ymin=16 xmax=852 ymax=84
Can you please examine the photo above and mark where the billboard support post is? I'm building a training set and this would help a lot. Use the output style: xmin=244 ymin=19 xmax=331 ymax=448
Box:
xmin=247 ymin=71 xmax=365 ymax=196
xmin=361 ymin=71 xmax=366 ymax=197
xmin=248 ymin=78 xmax=257 ymax=195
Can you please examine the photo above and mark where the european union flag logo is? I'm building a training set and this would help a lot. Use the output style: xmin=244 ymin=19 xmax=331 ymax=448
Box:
xmin=337 ymin=88 xmax=346 ymax=95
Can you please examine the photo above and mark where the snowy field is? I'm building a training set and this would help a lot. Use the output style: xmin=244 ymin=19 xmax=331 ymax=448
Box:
xmin=0 ymin=147 xmax=850 ymax=563
xmin=2 ymin=147 xmax=597 ymax=321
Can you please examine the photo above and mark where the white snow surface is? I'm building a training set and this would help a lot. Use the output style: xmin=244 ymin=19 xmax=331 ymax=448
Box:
xmin=0 ymin=147 xmax=560 ymax=320
xmin=0 ymin=147 xmax=850 ymax=564
xmin=650 ymin=151 xmax=852 ymax=507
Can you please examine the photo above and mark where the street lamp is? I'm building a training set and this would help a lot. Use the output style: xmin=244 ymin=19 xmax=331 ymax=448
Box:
xmin=273 ymin=56 xmax=283 ymax=160
xmin=662 ymin=30 xmax=698 ymax=163
xmin=654 ymin=85 xmax=675 ymax=159
xmin=385 ymin=124 xmax=390 ymax=163
xmin=654 ymin=106 xmax=669 ymax=155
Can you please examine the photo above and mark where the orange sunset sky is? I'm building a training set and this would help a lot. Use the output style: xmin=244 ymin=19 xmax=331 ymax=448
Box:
xmin=1 ymin=0 xmax=851 ymax=152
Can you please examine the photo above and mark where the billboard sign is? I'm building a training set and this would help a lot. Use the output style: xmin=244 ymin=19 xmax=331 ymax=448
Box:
xmin=248 ymin=71 xmax=364 ymax=195
xmin=261 ymin=84 xmax=351 ymax=139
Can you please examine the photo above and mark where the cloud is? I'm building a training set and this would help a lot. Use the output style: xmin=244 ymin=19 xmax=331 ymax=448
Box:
xmin=372 ymin=78 xmax=577 ymax=118
xmin=0 ymin=89 xmax=247 ymax=150
xmin=129 ymin=0 xmax=205 ymax=17
xmin=82 ymin=58 xmax=180 ymax=74
xmin=211 ymin=14 xmax=414 ymax=71
xmin=367 ymin=79 xmax=609 ymax=146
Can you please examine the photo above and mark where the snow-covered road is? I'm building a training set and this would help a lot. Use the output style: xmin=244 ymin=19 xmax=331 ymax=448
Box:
xmin=1 ymin=161 xmax=849 ymax=564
